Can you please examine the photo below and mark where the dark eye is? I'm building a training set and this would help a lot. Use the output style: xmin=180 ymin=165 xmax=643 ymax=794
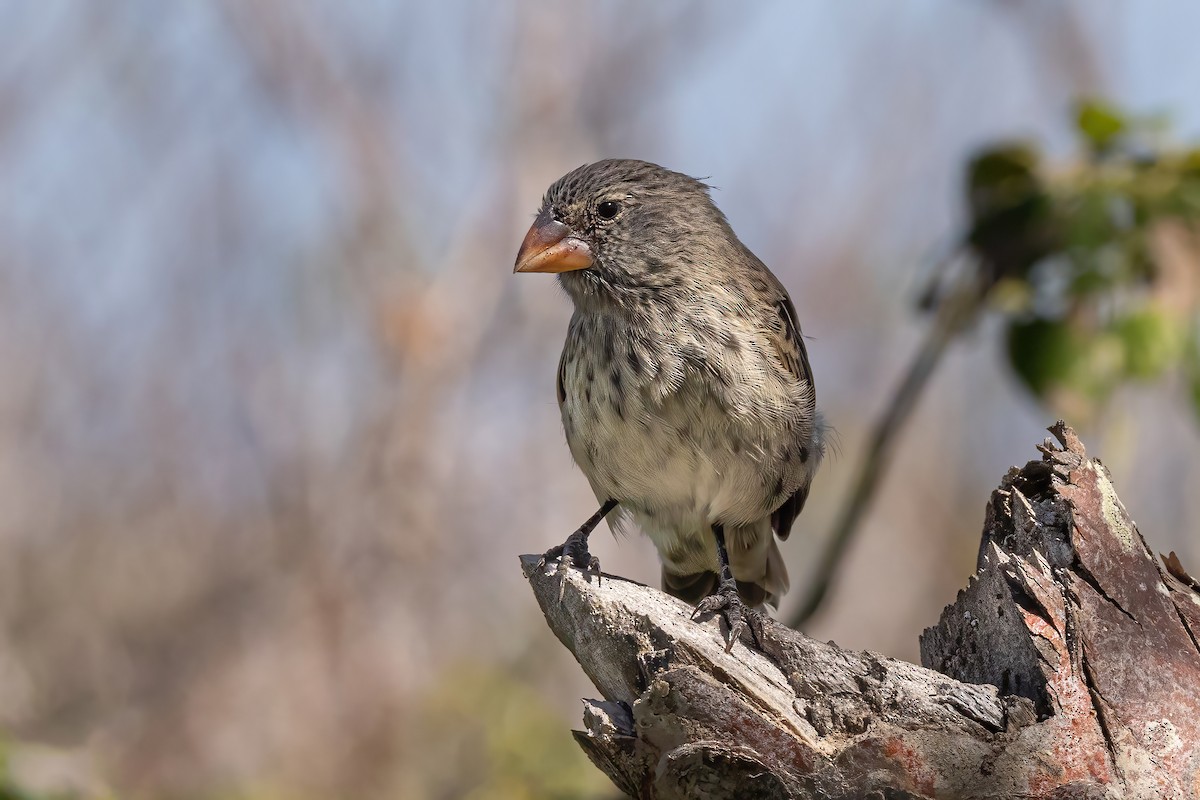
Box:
xmin=597 ymin=200 xmax=621 ymax=220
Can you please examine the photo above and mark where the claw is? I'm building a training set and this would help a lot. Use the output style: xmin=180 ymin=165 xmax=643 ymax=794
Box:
xmin=555 ymin=558 xmax=572 ymax=602
xmin=585 ymin=556 xmax=602 ymax=585
xmin=726 ymin=617 xmax=746 ymax=653
xmin=691 ymin=584 xmax=763 ymax=652
xmin=691 ymin=591 xmax=729 ymax=620
xmin=538 ymin=526 xmax=602 ymax=603
xmin=536 ymin=542 xmax=564 ymax=574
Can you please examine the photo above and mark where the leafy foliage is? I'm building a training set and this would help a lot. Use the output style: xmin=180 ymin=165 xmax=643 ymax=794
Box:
xmin=945 ymin=101 xmax=1200 ymax=422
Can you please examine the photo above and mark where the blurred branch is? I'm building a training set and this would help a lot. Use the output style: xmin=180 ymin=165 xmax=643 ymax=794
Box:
xmin=786 ymin=280 xmax=981 ymax=629
xmin=789 ymin=103 xmax=1200 ymax=628
xmin=527 ymin=424 xmax=1200 ymax=799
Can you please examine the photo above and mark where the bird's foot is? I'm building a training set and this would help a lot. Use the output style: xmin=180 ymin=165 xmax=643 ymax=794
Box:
xmin=536 ymin=527 xmax=601 ymax=602
xmin=691 ymin=583 xmax=765 ymax=653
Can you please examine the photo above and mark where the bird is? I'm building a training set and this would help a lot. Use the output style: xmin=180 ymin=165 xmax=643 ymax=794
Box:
xmin=514 ymin=159 xmax=825 ymax=651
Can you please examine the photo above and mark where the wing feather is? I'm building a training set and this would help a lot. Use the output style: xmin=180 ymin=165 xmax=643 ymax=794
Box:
xmin=744 ymin=253 xmax=817 ymax=542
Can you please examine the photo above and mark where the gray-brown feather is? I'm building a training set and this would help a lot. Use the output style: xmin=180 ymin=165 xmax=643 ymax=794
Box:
xmin=544 ymin=160 xmax=825 ymax=608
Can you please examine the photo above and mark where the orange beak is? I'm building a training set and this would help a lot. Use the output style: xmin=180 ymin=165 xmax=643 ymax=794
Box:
xmin=514 ymin=208 xmax=594 ymax=273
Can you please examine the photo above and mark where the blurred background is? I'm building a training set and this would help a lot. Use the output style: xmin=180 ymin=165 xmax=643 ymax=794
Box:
xmin=1 ymin=2 xmax=1198 ymax=798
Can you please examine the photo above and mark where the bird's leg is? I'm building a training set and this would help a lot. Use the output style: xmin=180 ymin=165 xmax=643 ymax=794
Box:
xmin=537 ymin=499 xmax=618 ymax=601
xmin=691 ymin=524 xmax=765 ymax=652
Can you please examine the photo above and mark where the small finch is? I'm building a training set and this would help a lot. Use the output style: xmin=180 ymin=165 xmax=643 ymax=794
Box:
xmin=515 ymin=160 xmax=825 ymax=650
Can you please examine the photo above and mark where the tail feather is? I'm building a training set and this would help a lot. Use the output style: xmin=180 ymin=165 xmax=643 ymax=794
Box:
xmin=662 ymin=568 xmax=717 ymax=606
xmin=761 ymin=537 xmax=790 ymax=608
xmin=662 ymin=534 xmax=790 ymax=609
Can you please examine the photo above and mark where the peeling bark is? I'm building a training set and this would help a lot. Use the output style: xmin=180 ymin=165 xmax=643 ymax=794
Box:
xmin=522 ymin=423 xmax=1200 ymax=799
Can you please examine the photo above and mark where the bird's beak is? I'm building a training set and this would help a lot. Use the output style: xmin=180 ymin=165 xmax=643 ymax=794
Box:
xmin=514 ymin=208 xmax=593 ymax=274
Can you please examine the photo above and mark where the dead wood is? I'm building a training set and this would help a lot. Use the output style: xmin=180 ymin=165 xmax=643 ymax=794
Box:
xmin=522 ymin=423 xmax=1200 ymax=799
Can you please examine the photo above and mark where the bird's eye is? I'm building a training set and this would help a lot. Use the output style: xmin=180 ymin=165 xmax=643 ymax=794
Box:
xmin=597 ymin=200 xmax=621 ymax=220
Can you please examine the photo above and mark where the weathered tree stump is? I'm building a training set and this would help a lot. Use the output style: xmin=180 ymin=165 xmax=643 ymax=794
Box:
xmin=522 ymin=423 xmax=1200 ymax=799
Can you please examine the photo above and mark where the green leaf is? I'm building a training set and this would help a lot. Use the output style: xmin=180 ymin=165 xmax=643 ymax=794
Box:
xmin=1114 ymin=309 xmax=1185 ymax=380
xmin=1065 ymin=190 xmax=1116 ymax=250
xmin=963 ymin=145 xmax=1059 ymax=286
xmin=967 ymin=145 xmax=1038 ymax=193
xmin=1006 ymin=316 xmax=1130 ymax=413
xmin=1006 ymin=318 xmax=1081 ymax=398
xmin=1077 ymin=99 xmax=1127 ymax=151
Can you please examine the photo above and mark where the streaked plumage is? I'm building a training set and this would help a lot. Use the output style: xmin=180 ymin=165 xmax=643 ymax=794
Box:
xmin=517 ymin=159 xmax=824 ymax=641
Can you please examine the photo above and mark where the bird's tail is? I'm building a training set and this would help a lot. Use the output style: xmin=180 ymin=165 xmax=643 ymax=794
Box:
xmin=759 ymin=536 xmax=790 ymax=608
xmin=662 ymin=529 xmax=790 ymax=610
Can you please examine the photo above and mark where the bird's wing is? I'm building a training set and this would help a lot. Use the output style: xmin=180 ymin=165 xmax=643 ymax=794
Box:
xmin=555 ymin=349 xmax=567 ymax=406
xmin=771 ymin=479 xmax=811 ymax=542
xmin=735 ymin=239 xmax=815 ymax=391
xmin=747 ymin=253 xmax=818 ymax=542
xmin=772 ymin=291 xmax=815 ymax=391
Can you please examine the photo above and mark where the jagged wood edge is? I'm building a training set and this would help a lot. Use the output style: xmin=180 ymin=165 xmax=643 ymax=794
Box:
xmin=522 ymin=423 xmax=1200 ymax=799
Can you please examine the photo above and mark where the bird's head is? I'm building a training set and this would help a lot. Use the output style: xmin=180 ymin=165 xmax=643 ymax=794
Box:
xmin=514 ymin=160 xmax=727 ymax=306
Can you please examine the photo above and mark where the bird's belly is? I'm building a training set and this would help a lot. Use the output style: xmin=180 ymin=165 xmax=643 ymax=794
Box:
xmin=563 ymin=385 xmax=777 ymax=529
